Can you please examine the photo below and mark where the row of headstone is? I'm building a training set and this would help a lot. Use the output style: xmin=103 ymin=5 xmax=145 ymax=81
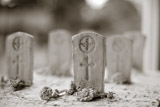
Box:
xmin=72 ymin=31 xmax=145 ymax=91
xmin=5 ymin=30 xmax=145 ymax=89
xmin=48 ymin=30 xmax=145 ymax=85
xmin=5 ymin=30 xmax=72 ymax=85
xmin=48 ymin=30 xmax=145 ymax=76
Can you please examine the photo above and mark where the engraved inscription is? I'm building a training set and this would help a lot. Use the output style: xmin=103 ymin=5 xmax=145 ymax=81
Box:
xmin=112 ymin=38 xmax=125 ymax=53
xmin=79 ymin=36 xmax=95 ymax=53
xmin=80 ymin=55 xmax=94 ymax=80
xmin=13 ymin=37 xmax=21 ymax=51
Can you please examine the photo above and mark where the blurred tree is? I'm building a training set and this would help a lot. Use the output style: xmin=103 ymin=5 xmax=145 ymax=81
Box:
xmin=0 ymin=0 xmax=140 ymax=44
xmin=0 ymin=0 xmax=86 ymax=45
xmin=51 ymin=0 xmax=85 ymax=34
xmin=0 ymin=0 xmax=37 ymax=8
xmin=88 ymin=0 xmax=141 ymax=36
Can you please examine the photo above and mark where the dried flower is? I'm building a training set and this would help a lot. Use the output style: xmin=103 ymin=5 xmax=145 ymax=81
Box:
xmin=76 ymin=88 xmax=98 ymax=102
xmin=67 ymin=81 xmax=77 ymax=95
xmin=40 ymin=86 xmax=53 ymax=101
xmin=9 ymin=78 xmax=26 ymax=91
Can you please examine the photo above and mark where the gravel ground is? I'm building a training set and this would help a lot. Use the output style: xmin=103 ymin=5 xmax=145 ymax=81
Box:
xmin=0 ymin=69 xmax=160 ymax=107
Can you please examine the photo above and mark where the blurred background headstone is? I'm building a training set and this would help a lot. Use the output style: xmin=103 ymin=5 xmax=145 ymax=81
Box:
xmin=107 ymin=36 xmax=132 ymax=83
xmin=0 ymin=0 xmax=142 ymax=72
xmin=124 ymin=31 xmax=145 ymax=72
xmin=48 ymin=30 xmax=72 ymax=76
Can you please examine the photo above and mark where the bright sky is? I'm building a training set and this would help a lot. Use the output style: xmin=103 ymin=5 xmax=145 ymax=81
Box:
xmin=86 ymin=0 xmax=108 ymax=9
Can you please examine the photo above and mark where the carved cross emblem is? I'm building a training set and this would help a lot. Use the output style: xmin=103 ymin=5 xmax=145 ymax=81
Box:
xmin=79 ymin=36 xmax=95 ymax=53
xmin=12 ymin=37 xmax=22 ymax=76
xmin=80 ymin=55 xmax=94 ymax=80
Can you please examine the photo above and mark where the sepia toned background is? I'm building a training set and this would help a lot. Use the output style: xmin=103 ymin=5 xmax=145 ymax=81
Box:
xmin=1 ymin=0 xmax=158 ymax=72
xmin=0 ymin=0 xmax=160 ymax=107
xmin=0 ymin=0 xmax=159 ymax=76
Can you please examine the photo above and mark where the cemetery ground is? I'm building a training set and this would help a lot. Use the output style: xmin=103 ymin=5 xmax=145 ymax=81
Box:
xmin=0 ymin=69 xmax=160 ymax=107
xmin=0 ymin=31 xmax=159 ymax=107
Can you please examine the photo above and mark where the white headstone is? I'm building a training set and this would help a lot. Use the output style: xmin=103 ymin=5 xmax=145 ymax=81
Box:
xmin=124 ymin=32 xmax=145 ymax=71
xmin=72 ymin=32 xmax=105 ymax=92
xmin=48 ymin=30 xmax=72 ymax=76
xmin=107 ymin=36 xmax=132 ymax=83
xmin=6 ymin=32 xmax=34 ymax=85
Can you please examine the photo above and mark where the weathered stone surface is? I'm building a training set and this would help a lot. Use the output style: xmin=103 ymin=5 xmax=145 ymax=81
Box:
xmin=6 ymin=32 xmax=34 ymax=85
xmin=124 ymin=32 xmax=145 ymax=71
xmin=48 ymin=30 xmax=72 ymax=76
xmin=72 ymin=32 xmax=105 ymax=92
xmin=107 ymin=36 xmax=132 ymax=83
